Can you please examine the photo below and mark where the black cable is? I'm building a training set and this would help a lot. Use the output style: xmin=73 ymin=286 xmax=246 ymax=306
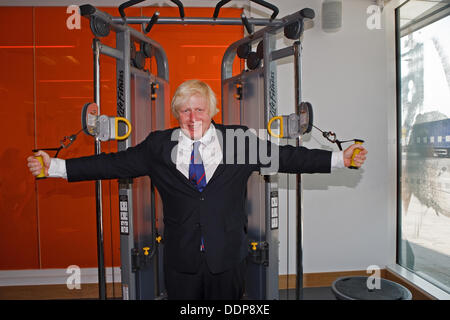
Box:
xmin=312 ymin=125 xmax=355 ymax=151
xmin=34 ymin=126 xmax=86 ymax=158
xmin=312 ymin=124 xmax=323 ymax=133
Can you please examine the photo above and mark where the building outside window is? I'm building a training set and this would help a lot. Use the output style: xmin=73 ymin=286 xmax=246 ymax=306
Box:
xmin=397 ymin=0 xmax=450 ymax=294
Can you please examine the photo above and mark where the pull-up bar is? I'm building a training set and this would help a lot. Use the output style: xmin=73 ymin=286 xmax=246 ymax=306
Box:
xmin=111 ymin=16 xmax=283 ymax=26
xmin=111 ymin=0 xmax=281 ymax=28
xmin=119 ymin=0 xmax=185 ymax=19
xmin=116 ymin=0 xmax=279 ymax=21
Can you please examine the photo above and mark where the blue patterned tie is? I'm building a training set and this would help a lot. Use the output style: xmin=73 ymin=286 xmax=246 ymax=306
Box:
xmin=189 ymin=141 xmax=206 ymax=251
xmin=189 ymin=141 xmax=207 ymax=192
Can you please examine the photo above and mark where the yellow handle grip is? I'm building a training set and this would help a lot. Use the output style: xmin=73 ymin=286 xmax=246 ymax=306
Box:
xmin=115 ymin=117 xmax=132 ymax=140
xmin=350 ymin=139 xmax=364 ymax=169
xmin=35 ymin=155 xmax=46 ymax=179
xmin=267 ymin=116 xmax=283 ymax=138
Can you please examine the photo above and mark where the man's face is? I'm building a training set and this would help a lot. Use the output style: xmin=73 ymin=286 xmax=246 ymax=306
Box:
xmin=178 ymin=94 xmax=212 ymax=140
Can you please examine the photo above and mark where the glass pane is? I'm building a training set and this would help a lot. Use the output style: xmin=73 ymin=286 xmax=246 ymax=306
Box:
xmin=397 ymin=1 xmax=450 ymax=293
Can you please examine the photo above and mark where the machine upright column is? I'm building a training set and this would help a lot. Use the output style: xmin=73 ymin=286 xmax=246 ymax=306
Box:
xmin=293 ymin=40 xmax=304 ymax=300
xmin=93 ymin=38 xmax=107 ymax=300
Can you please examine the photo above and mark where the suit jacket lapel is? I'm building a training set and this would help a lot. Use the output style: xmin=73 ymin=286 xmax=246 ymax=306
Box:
xmin=204 ymin=123 xmax=226 ymax=187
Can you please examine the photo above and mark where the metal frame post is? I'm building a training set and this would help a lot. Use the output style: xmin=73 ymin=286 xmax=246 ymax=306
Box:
xmin=221 ymin=8 xmax=314 ymax=301
xmin=263 ymin=30 xmax=280 ymax=300
xmin=293 ymin=40 xmax=304 ymax=300
xmin=93 ymin=38 xmax=107 ymax=300
xmin=115 ymin=28 xmax=137 ymax=300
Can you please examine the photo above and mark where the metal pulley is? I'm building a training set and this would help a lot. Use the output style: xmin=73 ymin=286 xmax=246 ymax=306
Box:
xmin=82 ymin=102 xmax=132 ymax=141
xmin=267 ymin=102 xmax=313 ymax=138
xmin=268 ymin=101 xmax=365 ymax=169
xmin=90 ymin=16 xmax=110 ymax=37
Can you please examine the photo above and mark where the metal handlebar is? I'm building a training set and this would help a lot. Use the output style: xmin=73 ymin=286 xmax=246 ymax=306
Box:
xmin=119 ymin=0 xmax=145 ymax=19
xmin=170 ymin=0 xmax=185 ymax=19
xmin=214 ymin=0 xmax=279 ymax=20
xmin=144 ymin=11 xmax=160 ymax=33
xmin=241 ymin=14 xmax=254 ymax=34
xmin=119 ymin=0 xmax=184 ymax=20
xmin=251 ymin=0 xmax=279 ymax=20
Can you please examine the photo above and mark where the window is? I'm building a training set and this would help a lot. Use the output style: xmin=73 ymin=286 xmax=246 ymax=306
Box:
xmin=397 ymin=0 xmax=450 ymax=293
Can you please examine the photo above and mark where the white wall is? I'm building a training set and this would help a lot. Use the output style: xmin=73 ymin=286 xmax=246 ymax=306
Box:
xmin=249 ymin=0 xmax=397 ymax=275
xmin=301 ymin=0 xmax=393 ymax=274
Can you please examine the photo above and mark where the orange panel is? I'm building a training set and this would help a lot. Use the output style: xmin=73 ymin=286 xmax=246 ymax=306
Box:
xmin=33 ymin=7 xmax=132 ymax=268
xmin=0 ymin=8 xmax=39 ymax=270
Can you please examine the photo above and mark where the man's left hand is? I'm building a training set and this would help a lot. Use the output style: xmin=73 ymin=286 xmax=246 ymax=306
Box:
xmin=343 ymin=144 xmax=368 ymax=168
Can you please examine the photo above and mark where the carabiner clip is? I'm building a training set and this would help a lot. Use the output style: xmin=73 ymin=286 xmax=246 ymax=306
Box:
xmin=60 ymin=134 xmax=77 ymax=149
xmin=322 ymin=131 xmax=337 ymax=143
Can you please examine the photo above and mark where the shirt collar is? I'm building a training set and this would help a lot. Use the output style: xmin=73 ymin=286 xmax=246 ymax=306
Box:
xmin=179 ymin=123 xmax=216 ymax=147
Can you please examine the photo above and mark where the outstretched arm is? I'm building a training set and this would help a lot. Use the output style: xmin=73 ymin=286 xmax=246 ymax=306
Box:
xmin=260 ymin=139 xmax=367 ymax=174
xmin=27 ymin=133 xmax=154 ymax=182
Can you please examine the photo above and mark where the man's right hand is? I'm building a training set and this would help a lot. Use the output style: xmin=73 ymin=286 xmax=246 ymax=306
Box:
xmin=27 ymin=150 xmax=51 ymax=177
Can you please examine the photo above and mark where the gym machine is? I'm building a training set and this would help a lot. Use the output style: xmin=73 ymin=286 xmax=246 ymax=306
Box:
xmin=221 ymin=8 xmax=315 ymax=300
xmin=78 ymin=0 xmax=318 ymax=300
xmin=80 ymin=3 xmax=170 ymax=300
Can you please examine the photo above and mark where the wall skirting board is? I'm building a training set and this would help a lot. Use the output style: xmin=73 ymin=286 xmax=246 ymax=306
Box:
xmin=0 ymin=267 xmax=122 ymax=287
xmin=0 ymin=267 xmax=122 ymax=300
xmin=0 ymin=268 xmax=434 ymax=300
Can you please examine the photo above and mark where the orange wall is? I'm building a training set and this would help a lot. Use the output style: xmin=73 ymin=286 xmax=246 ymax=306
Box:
xmin=0 ymin=6 xmax=242 ymax=271
xmin=0 ymin=7 xmax=38 ymax=269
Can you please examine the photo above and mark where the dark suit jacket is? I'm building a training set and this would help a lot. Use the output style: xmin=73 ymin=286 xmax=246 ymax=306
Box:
xmin=66 ymin=123 xmax=332 ymax=274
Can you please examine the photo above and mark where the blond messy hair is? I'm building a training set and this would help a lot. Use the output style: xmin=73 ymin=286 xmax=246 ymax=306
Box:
xmin=171 ymin=79 xmax=218 ymax=119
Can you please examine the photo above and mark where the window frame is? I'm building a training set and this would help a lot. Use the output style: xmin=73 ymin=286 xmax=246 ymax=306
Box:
xmin=395 ymin=0 xmax=450 ymax=294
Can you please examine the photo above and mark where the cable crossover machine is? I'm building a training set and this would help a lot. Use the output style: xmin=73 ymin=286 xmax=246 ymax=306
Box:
xmin=77 ymin=0 xmax=317 ymax=300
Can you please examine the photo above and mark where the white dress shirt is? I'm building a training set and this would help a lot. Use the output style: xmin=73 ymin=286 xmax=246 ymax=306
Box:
xmin=175 ymin=124 xmax=222 ymax=183
xmin=48 ymin=124 xmax=345 ymax=179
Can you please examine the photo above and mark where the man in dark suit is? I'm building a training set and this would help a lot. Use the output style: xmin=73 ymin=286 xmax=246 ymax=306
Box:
xmin=27 ymin=79 xmax=367 ymax=300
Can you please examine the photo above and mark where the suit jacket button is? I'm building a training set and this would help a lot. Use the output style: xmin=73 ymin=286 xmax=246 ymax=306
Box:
xmin=200 ymin=197 xmax=205 ymax=201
